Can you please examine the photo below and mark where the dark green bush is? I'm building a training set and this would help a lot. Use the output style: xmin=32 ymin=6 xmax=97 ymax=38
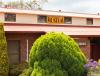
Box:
xmin=9 ymin=62 xmax=28 ymax=76
xmin=0 ymin=23 xmax=9 ymax=76
xmin=26 ymin=32 xmax=87 ymax=76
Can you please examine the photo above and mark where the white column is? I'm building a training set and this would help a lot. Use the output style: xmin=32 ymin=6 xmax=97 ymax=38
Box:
xmin=26 ymin=39 xmax=29 ymax=62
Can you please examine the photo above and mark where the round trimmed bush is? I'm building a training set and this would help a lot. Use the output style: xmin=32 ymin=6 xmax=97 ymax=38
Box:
xmin=29 ymin=32 xmax=86 ymax=76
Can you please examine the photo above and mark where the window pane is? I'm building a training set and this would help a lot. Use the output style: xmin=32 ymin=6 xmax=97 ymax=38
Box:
xmin=5 ymin=13 xmax=16 ymax=22
xmin=64 ymin=17 xmax=72 ymax=24
xmin=87 ymin=18 xmax=93 ymax=25
xmin=38 ymin=15 xmax=47 ymax=23
xmin=7 ymin=40 xmax=20 ymax=65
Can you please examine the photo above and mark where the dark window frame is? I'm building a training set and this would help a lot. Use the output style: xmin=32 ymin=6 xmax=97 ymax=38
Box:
xmin=87 ymin=18 xmax=93 ymax=25
xmin=38 ymin=15 xmax=47 ymax=23
xmin=5 ymin=13 xmax=16 ymax=22
xmin=64 ymin=17 xmax=72 ymax=24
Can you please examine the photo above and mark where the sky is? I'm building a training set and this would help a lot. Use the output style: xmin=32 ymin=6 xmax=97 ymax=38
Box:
xmin=2 ymin=0 xmax=100 ymax=14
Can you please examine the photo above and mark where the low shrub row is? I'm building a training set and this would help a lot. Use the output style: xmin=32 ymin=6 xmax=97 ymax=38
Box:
xmin=9 ymin=62 xmax=28 ymax=76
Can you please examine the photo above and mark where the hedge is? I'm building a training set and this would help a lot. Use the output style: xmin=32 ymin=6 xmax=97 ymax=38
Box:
xmin=0 ymin=23 xmax=9 ymax=76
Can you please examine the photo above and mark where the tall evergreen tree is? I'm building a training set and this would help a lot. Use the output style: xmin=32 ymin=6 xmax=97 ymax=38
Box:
xmin=0 ymin=23 xmax=9 ymax=76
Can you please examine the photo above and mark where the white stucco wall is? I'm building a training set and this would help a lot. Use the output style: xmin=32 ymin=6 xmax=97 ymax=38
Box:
xmin=16 ymin=14 xmax=37 ymax=24
xmin=93 ymin=18 xmax=100 ymax=26
xmin=72 ymin=17 xmax=86 ymax=25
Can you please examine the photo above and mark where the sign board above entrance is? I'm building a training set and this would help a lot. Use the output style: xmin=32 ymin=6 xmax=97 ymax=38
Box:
xmin=47 ymin=16 xmax=64 ymax=24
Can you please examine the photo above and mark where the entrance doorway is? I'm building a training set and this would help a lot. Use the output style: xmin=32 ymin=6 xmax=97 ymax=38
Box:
xmin=7 ymin=40 xmax=20 ymax=65
xmin=90 ymin=37 xmax=100 ymax=60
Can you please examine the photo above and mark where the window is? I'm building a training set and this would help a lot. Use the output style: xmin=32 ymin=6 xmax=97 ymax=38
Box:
xmin=5 ymin=13 xmax=16 ymax=22
xmin=64 ymin=17 xmax=72 ymax=24
xmin=38 ymin=15 xmax=47 ymax=23
xmin=75 ymin=39 xmax=87 ymax=46
xmin=7 ymin=40 xmax=20 ymax=65
xmin=87 ymin=18 xmax=93 ymax=25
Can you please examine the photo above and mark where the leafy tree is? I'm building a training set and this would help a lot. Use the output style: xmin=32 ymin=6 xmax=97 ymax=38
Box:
xmin=7 ymin=1 xmax=20 ymax=9
xmin=2 ymin=0 xmax=48 ymax=10
xmin=25 ymin=0 xmax=48 ymax=10
xmin=0 ymin=23 xmax=9 ymax=76
xmin=0 ymin=1 xmax=3 ymax=7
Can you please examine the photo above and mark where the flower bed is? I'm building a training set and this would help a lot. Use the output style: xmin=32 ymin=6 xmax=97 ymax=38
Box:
xmin=84 ymin=59 xmax=100 ymax=76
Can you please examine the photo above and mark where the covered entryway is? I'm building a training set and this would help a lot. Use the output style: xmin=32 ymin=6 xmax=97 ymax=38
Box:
xmin=4 ymin=23 xmax=100 ymax=61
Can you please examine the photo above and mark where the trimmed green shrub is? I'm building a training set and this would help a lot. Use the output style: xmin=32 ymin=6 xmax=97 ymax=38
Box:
xmin=24 ymin=32 xmax=86 ymax=76
xmin=0 ymin=23 xmax=9 ymax=76
xmin=29 ymin=32 xmax=86 ymax=76
xmin=9 ymin=62 xmax=28 ymax=76
xmin=19 ymin=67 xmax=33 ymax=76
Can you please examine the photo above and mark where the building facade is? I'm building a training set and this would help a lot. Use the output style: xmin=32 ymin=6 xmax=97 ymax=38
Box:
xmin=0 ymin=8 xmax=100 ymax=65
